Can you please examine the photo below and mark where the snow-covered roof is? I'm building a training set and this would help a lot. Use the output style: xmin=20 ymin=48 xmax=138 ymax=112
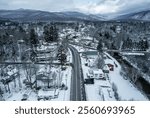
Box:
xmin=96 ymin=80 xmax=111 ymax=87
xmin=105 ymin=59 xmax=114 ymax=65
xmin=7 ymin=68 xmax=18 ymax=76
xmin=94 ymin=69 xmax=103 ymax=74
xmin=92 ymin=69 xmax=103 ymax=74
xmin=103 ymin=65 xmax=109 ymax=70
xmin=38 ymin=90 xmax=55 ymax=97
xmin=101 ymin=87 xmax=115 ymax=101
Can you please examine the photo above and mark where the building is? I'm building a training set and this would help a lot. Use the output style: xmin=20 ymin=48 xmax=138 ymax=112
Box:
xmin=1 ymin=66 xmax=19 ymax=85
xmin=36 ymin=70 xmax=58 ymax=88
xmin=103 ymin=65 xmax=110 ymax=73
xmin=107 ymin=64 xmax=114 ymax=71
xmin=83 ymin=51 xmax=98 ymax=67
xmin=87 ymin=69 xmax=105 ymax=80
xmin=105 ymin=59 xmax=115 ymax=71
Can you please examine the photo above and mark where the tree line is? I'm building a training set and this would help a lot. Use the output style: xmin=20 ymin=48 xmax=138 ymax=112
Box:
xmin=122 ymin=38 xmax=149 ymax=51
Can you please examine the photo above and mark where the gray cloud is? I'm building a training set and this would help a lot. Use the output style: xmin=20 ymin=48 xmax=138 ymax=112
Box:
xmin=0 ymin=0 xmax=10 ymax=9
xmin=117 ymin=0 xmax=150 ymax=14
xmin=0 ymin=0 xmax=75 ymax=11
xmin=0 ymin=0 xmax=149 ymax=14
xmin=76 ymin=0 xmax=150 ymax=14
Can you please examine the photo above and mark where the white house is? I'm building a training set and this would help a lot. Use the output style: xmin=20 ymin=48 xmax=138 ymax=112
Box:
xmin=87 ymin=69 xmax=105 ymax=79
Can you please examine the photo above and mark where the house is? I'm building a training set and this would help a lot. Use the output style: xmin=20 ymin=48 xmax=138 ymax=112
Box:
xmin=38 ymin=89 xmax=55 ymax=100
xmin=83 ymin=51 xmax=98 ymax=67
xmin=107 ymin=64 xmax=114 ymax=71
xmin=36 ymin=70 xmax=58 ymax=88
xmin=1 ymin=66 xmax=19 ymax=85
xmin=103 ymin=65 xmax=110 ymax=73
xmin=87 ymin=69 xmax=105 ymax=80
xmin=116 ymin=25 xmax=121 ymax=33
xmin=84 ymin=58 xmax=96 ymax=67
xmin=99 ymin=86 xmax=115 ymax=101
xmin=105 ymin=59 xmax=115 ymax=71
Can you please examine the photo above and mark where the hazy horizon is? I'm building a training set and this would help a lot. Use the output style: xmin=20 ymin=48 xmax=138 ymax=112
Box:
xmin=0 ymin=0 xmax=150 ymax=15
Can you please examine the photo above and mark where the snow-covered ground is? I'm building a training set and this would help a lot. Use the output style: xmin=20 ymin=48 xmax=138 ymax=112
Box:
xmin=79 ymin=46 xmax=148 ymax=101
xmin=80 ymin=52 xmax=116 ymax=101
xmin=121 ymin=52 xmax=145 ymax=56
xmin=3 ymin=44 xmax=73 ymax=101
xmin=6 ymin=64 xmax=72 ymax=101
xmin=85 ymin=79 xmax=116 ymax=101
xmin=52 ymin=66 xmax=72 ymax=101
xmin=62 ymin=27 xmax=149 ymax=101
xmin=1 ymin=25 xmax=149 ymax=101
xmin=105 ymin=52 xmax=148 ymax=101
xmin=52 ymin=46 xmax=73 ymax=101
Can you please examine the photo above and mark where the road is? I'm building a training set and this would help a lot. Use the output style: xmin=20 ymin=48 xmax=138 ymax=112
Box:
xmin=69 ymin=45 xmax=86 ymax=101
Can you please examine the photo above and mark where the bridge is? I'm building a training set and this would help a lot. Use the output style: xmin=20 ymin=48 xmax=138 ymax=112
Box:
xmin=69 ymin=41 xmax=149 ymax=55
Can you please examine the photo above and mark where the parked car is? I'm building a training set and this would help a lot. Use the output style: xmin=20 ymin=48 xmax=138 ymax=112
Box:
xmin=21 ymin=94 xmax=29 ymax=101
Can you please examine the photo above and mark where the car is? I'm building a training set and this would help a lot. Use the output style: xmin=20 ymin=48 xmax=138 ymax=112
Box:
xmin=21 ymin=94 xmax=29 ymax=101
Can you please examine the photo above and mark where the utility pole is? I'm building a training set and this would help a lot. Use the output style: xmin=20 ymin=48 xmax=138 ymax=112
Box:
xmin=17 ymin=40 xmax=24 ymax=88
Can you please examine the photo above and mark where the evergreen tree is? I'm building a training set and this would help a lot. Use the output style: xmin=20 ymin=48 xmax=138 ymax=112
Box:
xmin=53 ymin=25 xmax=58 ymax=41
xmin=43 ymin=25 xmax=58 ymax=42
xmin=30 ymin=29 xmax=38 ymax=47
xmin=43 ymin=25 xmax=49 ymax=42
xmin=104 ymin=32 xmax=110 ymax=39
xmin=99 ymin=32 xmax=102 ymax=37
xmin=144 ymin=40 xmax=149 ymax=50
xmin=97 ymin=40 xmax=103 ymax=52
xmin=97 ymin=39 xmax=105 ymax=69
xmin=49 ymin=26 xmax=54 ymax=41
xmin=18 ymin=26 xmax=25 ymax=33
xmin=139 ymin=39 xmax=149 ymax=51
xmin=126 ymin=38 xmax=132 ymax=50
xmin=57 ymin=45 xmax=67 ymax=66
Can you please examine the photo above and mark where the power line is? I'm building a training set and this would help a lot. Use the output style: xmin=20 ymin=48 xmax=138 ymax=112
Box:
xmin=0 ymin=62 xmax=72 ymax=66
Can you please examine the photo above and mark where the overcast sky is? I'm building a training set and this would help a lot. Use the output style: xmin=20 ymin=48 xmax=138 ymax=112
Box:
xmin=0 ymin=0 xmax=150 ymax=14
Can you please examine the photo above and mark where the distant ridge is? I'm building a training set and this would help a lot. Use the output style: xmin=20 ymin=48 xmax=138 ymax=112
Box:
xmin=115 ymin=10 xmax=150 ymax=21
xmin=0 ymin=9 xmax=105 ymax=22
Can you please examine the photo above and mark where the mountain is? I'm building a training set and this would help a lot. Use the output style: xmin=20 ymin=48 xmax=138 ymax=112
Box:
xmin=1 ymin=9 xmax=150 ymax=22
xmin=61 ymin=12 xmax=105 ymax=20
xmin=0 ymin=9 xmax=105 ymax=22
xmin=115 ymin=10 xmax=150 ymax=21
